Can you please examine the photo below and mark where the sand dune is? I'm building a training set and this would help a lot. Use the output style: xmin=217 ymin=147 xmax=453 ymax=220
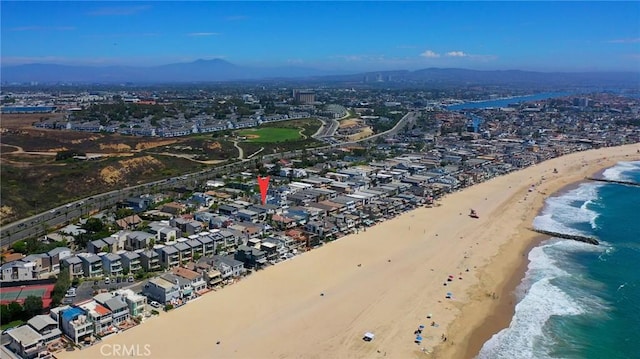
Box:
xmin=58 ymin=144 xmax=640 ymax=359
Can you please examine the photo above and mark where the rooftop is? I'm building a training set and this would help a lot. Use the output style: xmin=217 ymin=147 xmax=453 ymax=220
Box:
xmin=7 ymin=325 xmax=41 ymax=347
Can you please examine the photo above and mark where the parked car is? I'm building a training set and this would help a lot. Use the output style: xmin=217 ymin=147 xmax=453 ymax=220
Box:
xmin=104 ymin=277 xmax=111 ymax=285
xmin=149 ymin=301 xmax=161 ymax=308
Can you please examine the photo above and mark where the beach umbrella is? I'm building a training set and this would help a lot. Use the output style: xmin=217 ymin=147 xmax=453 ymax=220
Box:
xmin=427 ymin=313 xmax=432 ymax=318
xmin=416 ymin=335 xmax=423 ymax=341
xmin=446 ymin=292 xmax=452 ymax=296
xmin=419 ymin=325 xmax=425 ymax=329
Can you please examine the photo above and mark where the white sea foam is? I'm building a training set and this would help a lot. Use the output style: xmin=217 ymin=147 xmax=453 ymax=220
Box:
xmin=477 ymin=240 xmax=608 ymax=359
xmin=602 ymin=161 xmax=640 ymax=182
xmin=532 ymin=183 xmax=601 ymax=235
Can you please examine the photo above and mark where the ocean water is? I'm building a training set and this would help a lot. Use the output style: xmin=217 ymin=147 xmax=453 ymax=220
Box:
xmin=446 ymin=92 xmax=573 ymax=110
xmin=478 ymin=161 xmax=640 ymax=359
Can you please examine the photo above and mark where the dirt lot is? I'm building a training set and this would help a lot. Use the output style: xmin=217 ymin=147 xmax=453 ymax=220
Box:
xmin=0 ymin=114 xmax=237 ymax=225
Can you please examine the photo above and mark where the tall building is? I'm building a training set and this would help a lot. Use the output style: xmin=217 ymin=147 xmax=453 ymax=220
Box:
xmin=292 ymin=90 xmax=315 ymax=104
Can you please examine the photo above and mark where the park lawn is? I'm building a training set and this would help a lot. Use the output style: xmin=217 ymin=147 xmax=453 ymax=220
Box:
xmin=1 ymin=319 xmax=25 ymax=331
xmin=237 ymin=127 xmax=301 ymax=143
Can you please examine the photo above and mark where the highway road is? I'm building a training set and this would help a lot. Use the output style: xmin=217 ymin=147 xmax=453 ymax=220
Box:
xmin=0 ymin=112 xmax=415 ymax=248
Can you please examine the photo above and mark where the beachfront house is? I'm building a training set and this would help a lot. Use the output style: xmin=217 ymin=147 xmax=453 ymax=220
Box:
xmin=160 ymin=273 xmax=194 ymax=300
xmin=59 ymin=307 xmax=94 ymax=344
xmin=142 ymin=277 xmax=180 ymax=304
xmin=27 ymin=314 xmax=62 ymax=345
xmin=78 ymin=300 xmax=113 ymax=336
xmin=193 ymin=263 xmax=223 ymax=287
xmin=6 ymin=325 xmax=46 ymax=359
xmin=171 ymin=267 xmax=207 ymax=294
xmin=94 ymin=293 xmax=130 ymax=325
xmin=234 ymin=245 xmax=267 ymax=269
xmin=200 ymin=255 xmax=246 ymax=279
xmin=114 ymin=289 xmax=147 ymax=317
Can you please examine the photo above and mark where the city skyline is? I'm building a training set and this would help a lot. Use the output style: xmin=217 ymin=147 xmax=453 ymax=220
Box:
xmin=1 ymin=1 xmax=639 ymax=73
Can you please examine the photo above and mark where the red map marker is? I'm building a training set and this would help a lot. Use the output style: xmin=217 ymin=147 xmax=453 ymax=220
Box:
xmin=258 ymin=176 xmax=270 ymax=205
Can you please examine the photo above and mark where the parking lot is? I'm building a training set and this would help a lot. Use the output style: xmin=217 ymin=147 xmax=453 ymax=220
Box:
xmin=68 ymin=278 xmax=140 ymax=305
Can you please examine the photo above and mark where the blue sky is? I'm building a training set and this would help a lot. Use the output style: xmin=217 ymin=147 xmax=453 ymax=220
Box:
xmin=1 ymin=1 xmax=639 ymax=72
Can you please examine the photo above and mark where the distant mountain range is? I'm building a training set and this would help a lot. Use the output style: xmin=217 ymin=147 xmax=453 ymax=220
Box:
xmin=2 ymin=58 xmax=639 ymax=88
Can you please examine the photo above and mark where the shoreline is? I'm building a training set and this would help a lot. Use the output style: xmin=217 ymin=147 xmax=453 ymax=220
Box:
xmin=434 ymin=149 xmax=640 ymax=359
xmin=57 ymin=145 xmax=640 ymax=359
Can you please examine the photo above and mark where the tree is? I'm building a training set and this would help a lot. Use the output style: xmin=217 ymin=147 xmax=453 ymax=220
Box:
xmin=22 ymin=296 xmax=43 ymax=319
xmin=82 ymin=218 xmax=105 ymax=233
xmin=11 ymin=240 xmax=28 ymax=254
xmin=0 ymin=304 xmax=10 ymax=323
xmin=115 ymin=208 xmax=135 ymax=219
xmin=51 ymin=268 xmax=71 ymax=307
xmin=7 ymin=302 xmax=23 ymax=321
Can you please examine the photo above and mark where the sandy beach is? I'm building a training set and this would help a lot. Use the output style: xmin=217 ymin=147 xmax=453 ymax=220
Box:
xmin=58 ymin=144 xmax=640 ymax=359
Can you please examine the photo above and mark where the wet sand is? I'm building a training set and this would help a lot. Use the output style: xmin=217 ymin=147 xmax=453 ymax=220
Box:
xmin=57 ymin=144 xmax=640 ymax=359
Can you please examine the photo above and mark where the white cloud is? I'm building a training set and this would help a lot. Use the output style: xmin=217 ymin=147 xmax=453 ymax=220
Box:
xmin=446 ymin=51 xmax=467 ymax=57
xmin=420 ymin=50 xmax=440 ymax=58
xmin=187 ymin=32 xmax=220 ymax=37
xmin=608 ymin=38 xmax=640 ymax=44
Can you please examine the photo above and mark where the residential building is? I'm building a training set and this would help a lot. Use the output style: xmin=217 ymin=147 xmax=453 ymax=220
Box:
xmin=101 ymin=253 xmax=123 ymax=277
xmin=193 ymin=263 xmax=223 ymax=287
xmin=113 ymin=289 xmax=147 ymax=317
xmin=156 ymin=246 xmax=180 ymax=268
xmin=119 ymin=251 xmax=142 ymax=273
xmin=160 ymin=273 xmax=194 ymax=299
xmin=0 ymin=261 xmax=35 ymax=282
xmin=78 ymin=253 xmax=102 ymax=278
xmin=124 ymin=231 xmax=157 ymax=250
xmin=196 ymin=234 xmax=215 ymax=257
xmin=200 ymin=255 xmax=246 ymax=279
xmin=6 ymin=325 xmax=45 ymax=359
xmin=186 ymin=238 xmax=205 ymax=260
xmin=60 ymin=256 xmax=84 ymax=279
xmin=174 ymin=242 xmax=192 ymax=264
xmin=234 ymin=245 xmax=267 ymax=269
xmin=93 ymin=293 xmax=130 ymax=325
xmin=78 ymin=300 xmax=113 ymax=336
xmin=46 ymin=247 xmax=72 ymax=273
xmin=59 ymin=307 xmax=93 ymax=344
xmin=139 ymin=250 xmax=161 ymax=272
xmin=171 ymin=267 xmax=207 ymax=294
xmin=142 ymin=277 xmax=180 ymax=304
xmin=27 ymin=315 xmax=62 ymax=344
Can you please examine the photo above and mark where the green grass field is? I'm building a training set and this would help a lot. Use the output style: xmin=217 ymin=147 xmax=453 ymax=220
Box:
xmin=237 ymin=127 xmax=302 ymax=143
